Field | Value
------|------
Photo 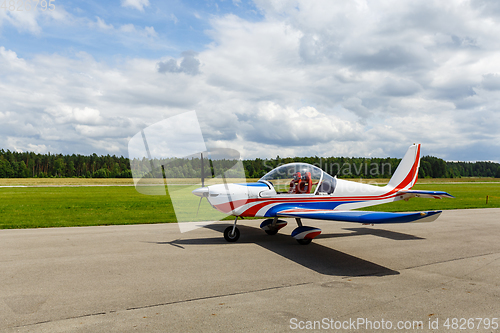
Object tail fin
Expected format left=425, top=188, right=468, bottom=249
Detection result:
left=387, top=144, right=421, bottom=190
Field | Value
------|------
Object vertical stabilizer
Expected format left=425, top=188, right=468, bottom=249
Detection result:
left=387, top=144, right=420, bottom=190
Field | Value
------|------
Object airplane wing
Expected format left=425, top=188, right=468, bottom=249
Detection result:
left=396, top=190, right=455, bottom=199
left=276, top=208, right=442, bottom=224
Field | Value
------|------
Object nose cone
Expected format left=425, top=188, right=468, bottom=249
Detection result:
left=192, top=187, right=209, bottom=197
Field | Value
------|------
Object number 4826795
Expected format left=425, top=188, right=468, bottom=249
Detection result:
left=1, top=0, right=56, bottom=11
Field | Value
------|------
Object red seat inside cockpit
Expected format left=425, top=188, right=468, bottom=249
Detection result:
left=297, top=171, right=312, bottom=194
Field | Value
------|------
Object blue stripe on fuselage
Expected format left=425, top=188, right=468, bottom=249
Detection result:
left=235, top=182, right=268, bottom=187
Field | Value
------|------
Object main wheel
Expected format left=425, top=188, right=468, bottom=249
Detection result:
left=296, top=239, right=312, bottom=245
left=224, top=226, right=240, bottom=242
left=265, top=229, right=278, bottom=235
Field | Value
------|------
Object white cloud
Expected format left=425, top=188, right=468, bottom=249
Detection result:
left=121, top=0, right=150, bottom=11
left=1, top=9, right=41, bottom=35
left=481, top=73, right=500, bottom=91
left=94, top=17, right=114, bottom=30
left=157, top=51, right=200, bottom=75
left=120, top=24, right=136, bottom=33
left=0, top=4, right=72, bottom=35
left=85, top=18, right=159, bottom=48
left=0, top=46, right=30, bottom=72
left=145, top=26, right=157, bottom=37
left=236, top=102, right=362, bottom=147
left=377, top=77, right=422, bottom=97
left=73, top=107, right=103, bottom=125
left=26, top=143, right=49, bottom=154
left=1, top=1, right=500, bottom=161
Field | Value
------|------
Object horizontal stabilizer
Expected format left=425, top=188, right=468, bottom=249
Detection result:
left=277, top=208, right=442, bottom=224
left=396, top=190, right=455, bottom=199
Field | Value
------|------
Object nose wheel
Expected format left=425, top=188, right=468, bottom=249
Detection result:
left=224, top=216, right=240, bottom=242
left=223, top=226, right=240, bottom=242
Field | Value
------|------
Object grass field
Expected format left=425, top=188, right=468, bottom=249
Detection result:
left=0, top=178, right=499, bottom=229
left=364, top=183, right=500, bottom=212
left=0, top=178, right=135, bottom=186
left=0, top=187, right=175, bottom=229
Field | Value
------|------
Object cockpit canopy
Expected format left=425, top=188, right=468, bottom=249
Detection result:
left=259, top=163, right=336, bottom=195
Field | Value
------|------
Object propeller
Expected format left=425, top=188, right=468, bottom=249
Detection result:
left=191, top=148, right=241, bottom=217
left=196, top=196, right=204, bottom=216
left=201, top=152, right=205, bottom=188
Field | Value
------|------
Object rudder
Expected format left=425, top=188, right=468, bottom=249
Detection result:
left=387, top=144, right=420, bottom=190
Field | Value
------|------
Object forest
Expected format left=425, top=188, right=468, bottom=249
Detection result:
left=1, top=149, right=499, bottom=179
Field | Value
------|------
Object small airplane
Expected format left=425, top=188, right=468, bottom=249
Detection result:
left=192, top=144, right=454, bottom=245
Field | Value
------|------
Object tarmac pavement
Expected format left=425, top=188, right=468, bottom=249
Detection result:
left=1, top=208, right=499, bottom=332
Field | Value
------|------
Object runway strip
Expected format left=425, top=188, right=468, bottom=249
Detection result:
left=0, top=184, right=194, bottom=188
left=0, top=185, right=135, bottom=188
left=1, top=208, right=499, bottom=332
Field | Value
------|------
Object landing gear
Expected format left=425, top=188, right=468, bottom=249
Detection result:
left=260, top=217, right=288, bottom=236
left=224, top=226, right=240, bottom=242
left=224, top=216, right=240, bottom=242
left=291, top=218, right=321, bottom=245
left=265, top=229, right=278, bottom=235
left=224, top=216, right=320, bottom=245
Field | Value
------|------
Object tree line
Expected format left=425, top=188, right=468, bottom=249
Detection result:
left=1, top=149, right=499, bottom=179
left=0, top=149, right=131, bottom=178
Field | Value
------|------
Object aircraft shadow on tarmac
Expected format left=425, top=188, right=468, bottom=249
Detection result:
left=319, top=228, right=425, bottom=241
left=152, top=224, right=421, bottom=277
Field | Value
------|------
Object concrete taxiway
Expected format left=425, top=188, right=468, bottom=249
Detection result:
left=1, top=208, right=499, bottom=332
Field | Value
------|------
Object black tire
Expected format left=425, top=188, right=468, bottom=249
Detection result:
left=224, top=226, right=240, bottom=242
left=296, top=239, right=312, bottom=245
left=265, top=229, right=278, bottom=235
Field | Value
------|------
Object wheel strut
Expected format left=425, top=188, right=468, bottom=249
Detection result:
left=231, top=216, right=238, bottom=237
left=223, top=216, right=240, bottom=242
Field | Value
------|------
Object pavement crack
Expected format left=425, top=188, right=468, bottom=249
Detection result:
left=125, top=282, right=313, bottom=310
left=8, top=282, right=314, bottom=330
left=403, top=251, right=500, bottom=270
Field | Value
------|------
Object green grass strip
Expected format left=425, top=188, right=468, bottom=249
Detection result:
left=1, top=183, right=499, bottom=229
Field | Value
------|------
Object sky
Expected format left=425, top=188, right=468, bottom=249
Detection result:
left=0, top=0, right=499, bottom=162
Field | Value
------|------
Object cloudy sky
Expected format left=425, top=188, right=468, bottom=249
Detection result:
left=1, top=0, right=499, bottom=161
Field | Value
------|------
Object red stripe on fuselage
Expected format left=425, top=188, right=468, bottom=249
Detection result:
left=214, top=192, right=401, bottom=216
